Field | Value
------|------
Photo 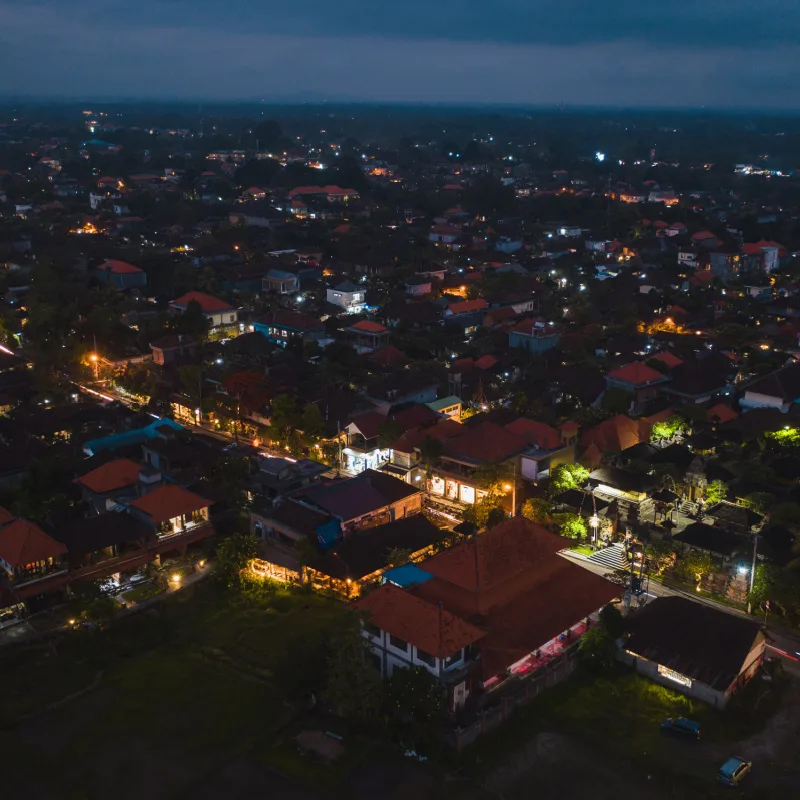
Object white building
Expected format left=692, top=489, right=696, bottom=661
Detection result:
left=326, top=280, right=366, bottom=314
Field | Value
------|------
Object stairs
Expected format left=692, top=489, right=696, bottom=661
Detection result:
left=587, top=543, right=630, bottom=572
left=680, top=501, right=697, bottom=515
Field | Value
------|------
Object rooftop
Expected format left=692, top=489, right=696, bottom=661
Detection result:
left=129, top=485, right=211, bottom=524
left=76, top=458, right=142, bottom=494
left=0, top=519, right=67, bottom=567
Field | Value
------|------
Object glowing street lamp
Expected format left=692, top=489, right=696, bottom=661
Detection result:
left=89, top=352, right=98, bottom=379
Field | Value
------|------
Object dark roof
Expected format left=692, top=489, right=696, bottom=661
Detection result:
left=314, top=515, right=444, bottom=580
left=301, top=470, right=420, bottom=522
left=620, top=442, right=659, bottom=462
left=665, top=356, right=731, bottom=398
left=588, top=466, right=656, bottom=494
left=650, top=443, right=694, bottom=469
left=672, top=522, right=743, bottom=556
left=744, top=362, right=800, bottom=403
left=54, top=512, right=155, bottom=554
left=263, top=498, right=335, bottom=535
left=257, top=309, right=324, bottom=331
left=624, top=596, right=764, bottom=691
left=552, top=489, right=610, bottom=515
left=707, top=501, right=763, bottom=529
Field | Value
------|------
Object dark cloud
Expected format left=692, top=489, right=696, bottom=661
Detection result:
left=0, top=1, right=798, bottom=108
left=18, top=0, right=798, bottom=48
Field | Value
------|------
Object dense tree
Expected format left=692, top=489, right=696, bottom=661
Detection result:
left=216, top=533, right=259, bottom=587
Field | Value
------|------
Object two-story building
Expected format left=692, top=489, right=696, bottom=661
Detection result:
left=508, top=319, right=561, bottom=354
left=604, top=362, right=670, bottom=415
left=326, top=280, right=367, bottom=315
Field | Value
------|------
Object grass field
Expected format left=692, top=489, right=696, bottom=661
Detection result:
left=0, top=581, right=353, bottom=800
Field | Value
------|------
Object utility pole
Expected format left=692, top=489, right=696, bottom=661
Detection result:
left=511, top=461, right=517, bottom=517
left=337, top=420, right=343, bottom=476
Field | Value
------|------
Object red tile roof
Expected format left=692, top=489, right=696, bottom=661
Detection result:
left=0, top=519, right=66, bottom=567
left=474, top=354, right=498, bottom=370
left=580, top=415, right=642, bottom=454
left=349, top=320, right=388, bottom=333
left=607, top=362, right=666, bottom=386
left=171, top=291, right=233, bottom=314
left=504, top=418, right=561, bottom=450
left=649, top=351, right=683, bottom=369
left=423, top=517, right=565, bottom=592
left=706, top=403, right=738, bottom=424
left=353, top=583, right=485, bottom=657
left=0, top=506, right=15, bottom=526
left=477, top=559, right=620, bottom=677
left=392, top=419, right=465, bottom=453
left=369, top=346, right=406, bottom=367
left=692, top=230, right=718, bottom=240
left=442, top=421, right=525, bottom=463
left=98, top=259, right=143, bottom=275
left=447, top=299, right=488, bottom=315
left=347, top=411, right=386, bottom=440
left=76, top=458, right=142, bottom=494
left=129, top=485, right=211, bottom=524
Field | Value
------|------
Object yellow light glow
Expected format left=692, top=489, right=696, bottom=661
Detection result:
left=503, top=483, right=512, bottom=492
left=89, top=353, right=98, bottom=362
left=171, top=573, right=181, bottom=583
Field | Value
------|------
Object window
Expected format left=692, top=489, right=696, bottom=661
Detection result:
left=282, top=330, right=288, bottom=337
left=369, top=652, right=382, bottom=672
left=416, top=649, right=436, bottom=667
left=388, top=634, right=409, bottom=652
left=364, top=622, right=381, bottom=639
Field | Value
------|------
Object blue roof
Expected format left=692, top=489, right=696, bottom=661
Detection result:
left=382, top=563, right=433, bottom=588
left=83, top=417, right=183, bottom=455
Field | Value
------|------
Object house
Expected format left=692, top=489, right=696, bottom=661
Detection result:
left=0, top=515, right=68, bottom=592
left=587, top=466, right=657, bottom=522
left=512, top=419, right=577, bottom=482
left=94, top=259, right=147, bottom=290
left=579, top=415, right=644, bottom=468
left=343, top=411, right=390, bottom=474
left=150, top=334, right=197, bottom=366
left=262, top=268, right=299, bottom=295
left=253, top=310, right=326, bottom=349
left=326, top=280, right=367, bottom=314
left=604, top=362, right=670, bottom=415
left=250, top=498, right=342, bottom=551
left=619, top=596, right=765, bottom=708
left=508, top=319, right=560, bottom=354
left=740, top=362, right=800, bottom=413
left=75, top=457, right=147, bottom=512
left=428, top=421, right=527, bottom=508
left=429, top=224, right=463, bottom=245
left=127, top=484, right=213, bottom=541
left=250, top=457, right=329, bottom=501
left=344, top=320, right=390, bottom=353
left=303, top=514, right=445, bottom=594
left=354, top=517, right=620, bottom=709
left=170, top=292, right=238, bottom=328
left=405, top=275, right=433, bottom=296
left=427, top=396, right=463, bottom=420
left=300, top=469, right=422, bottom=532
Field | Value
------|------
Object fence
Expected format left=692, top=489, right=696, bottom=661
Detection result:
left=449, top=648, right=580, bottom=750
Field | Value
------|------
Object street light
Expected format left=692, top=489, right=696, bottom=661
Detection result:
left=89, top=352, right=98, bottom=379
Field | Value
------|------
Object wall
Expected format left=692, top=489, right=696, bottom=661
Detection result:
left=740, top=391, right=789, bottom=413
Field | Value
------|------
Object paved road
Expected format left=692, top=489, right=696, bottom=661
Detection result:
left=561, top=548, right=800, bottom=674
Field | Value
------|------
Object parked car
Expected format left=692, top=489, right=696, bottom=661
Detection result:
left=718, top=757, right=752, bottom=786
left=661, top=717, right=701, bottom=739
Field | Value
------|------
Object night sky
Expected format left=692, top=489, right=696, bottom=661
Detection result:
left=1, top=0, right=799, bottom=108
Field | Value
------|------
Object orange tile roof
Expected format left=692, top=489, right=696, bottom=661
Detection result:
left=171, top=291, right=233, bottom=314
left=369, top=345, right=406, bottom=367
left=76, top=458, right=142, bottom=494
left=352, top=583, right=485, bottom=657
left=0, top=519, right=66, bottom=567
left=129, top=485, right=211, bottom=524
left=447, top=299, right=488, bottom=315
left=607, top=362, right=667, bottom=386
